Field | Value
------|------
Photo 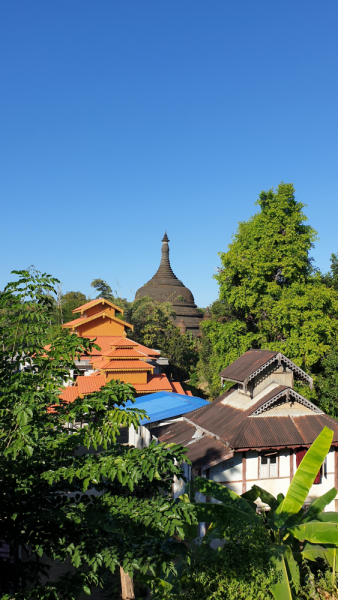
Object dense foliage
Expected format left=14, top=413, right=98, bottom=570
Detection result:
left=152, top=522, right=276, bottom=600
left=198, top=183, right=338, bottom=398
left=0, top=269, right=195, bottom=600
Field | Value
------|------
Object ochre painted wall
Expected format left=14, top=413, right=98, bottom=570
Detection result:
left=105, top=371, right=149, bottom=384
left=86, top=303, right=116, bottom=318
left=78, top=317, right=125, bottom=337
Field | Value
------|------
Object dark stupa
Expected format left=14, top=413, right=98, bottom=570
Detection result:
left=135, top=232, right=203, bottom=337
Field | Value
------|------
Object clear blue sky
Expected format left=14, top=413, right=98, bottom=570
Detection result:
left=1, top=1, right=337, bottom=307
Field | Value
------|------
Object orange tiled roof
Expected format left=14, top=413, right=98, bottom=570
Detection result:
left=63, top=311, right=133, bottom=330
left=76, top=375, right=106, bottom=395
left=136, top=343, right=160, bottom=357
left=59, top=386, right=80, bottom=403
left=99, top=360, right=154, bottom=371
left=110, top=338, right=138, bottom=348
left=62, top=315, right=88, bottom=328
left=72, top=298, right=124, bottom=314
left=85, top=336, right=124, bottom=355
left=133, top=374, right=172, bottom=392
left=171, top=381, right=186, bottom=395
left=105, top=348, right=148, bottom=359
left=186, top=391, right=193, bottom=396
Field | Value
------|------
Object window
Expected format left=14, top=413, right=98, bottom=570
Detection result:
left=260, top=453, right=278, bottom=478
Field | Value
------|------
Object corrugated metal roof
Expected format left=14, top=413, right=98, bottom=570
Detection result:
left=124, top=391, right=208, bottom=425
left=182, top=383, right=338, bottom=450
left=219, top=350, right=278, bottom=381
left=152, top=420, right=230, bottom=469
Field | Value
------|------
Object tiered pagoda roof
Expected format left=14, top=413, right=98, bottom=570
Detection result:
left=135, top=233, right=203, bottom=337
left=58, top=297, right=190, bottom=404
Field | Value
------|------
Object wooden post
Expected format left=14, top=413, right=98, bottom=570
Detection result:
left=290, top=449, right=294, bottom=482
left=242, top=452, right=247, bottom=494
left=120, top=567, right=135, bottom=600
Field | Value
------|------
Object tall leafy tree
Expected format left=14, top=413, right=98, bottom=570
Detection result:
left=0, top=269, right=195, bottom=600
left=198, top=183, right=338, bottom=397
left=91, top=278, right=115, bottom=300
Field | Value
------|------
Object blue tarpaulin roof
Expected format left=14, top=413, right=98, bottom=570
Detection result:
left=123, top=391, right=208, bottom=425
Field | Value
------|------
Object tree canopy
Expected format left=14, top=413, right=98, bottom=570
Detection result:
left=0, top=269, right=195, bottom=600
left=198, top=183, right=338, bottom=398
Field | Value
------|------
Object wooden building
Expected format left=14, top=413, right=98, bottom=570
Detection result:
left=152, top=350, right=338, bottom=511
left=59, top=297, right=190, bottom=403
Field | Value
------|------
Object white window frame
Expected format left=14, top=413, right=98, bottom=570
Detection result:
left=259, top=452, right=279, bottom=479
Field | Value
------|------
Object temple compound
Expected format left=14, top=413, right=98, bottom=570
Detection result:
left=135, top=232, right=202, bottom=337
left=59, top=297, right=190, bottom=404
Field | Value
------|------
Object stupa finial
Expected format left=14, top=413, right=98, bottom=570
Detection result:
left=162, top=231, right=169, bottom=243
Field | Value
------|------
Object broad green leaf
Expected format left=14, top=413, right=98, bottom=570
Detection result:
left=289, top=521, right=338, bottom=545
left=242, top=484, right=279, bottom=511
left=270, top=546, right=293, bottom=600
left=194, top=502, right=258, bottom=530
left=194, top=476, right=256, bottom=515
left=302, top=487, right=337, bottom=523
left=284, top=545, right=300, bottom=594
left=313, top=512, right=338, bottom=524
left=274, top=427, right=333, bottom=528
left=301, top=542, right=338, bottom=569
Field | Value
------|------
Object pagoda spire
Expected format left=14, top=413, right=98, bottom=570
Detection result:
left=152, top=232, right=178, bottom=280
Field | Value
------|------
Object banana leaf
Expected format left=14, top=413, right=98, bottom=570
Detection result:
left=270, top=545, right=295, bottom=600
left=301, top=488, right=337, bottom=523
left=194, top=501, right=258, bottom=529
left=313, top=512, right=338, bottom=524
left=284, top=545, right=300, bottom=594
left=274, top=427, right=333, bottom=528
left=301, top=542, right=338, bottom=570
left=193, top=476, right=257, bottom=515
left=242, top=484, right=280, bottom=512
left=289, top=521, right=338, bottom=545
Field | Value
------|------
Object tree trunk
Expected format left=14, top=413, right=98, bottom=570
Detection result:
left=120, top=566, right=135, bottom=600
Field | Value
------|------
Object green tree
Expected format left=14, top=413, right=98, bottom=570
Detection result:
left=142, top=304, right=198, bottom=381
left=0, top=269, right=195, bottom=600
left=91, top=278, right=131, bottom=317
left=61, top=291, right=87, bottom=324
left=315, top=349, right=338, bottom=418
left=198, top=184, right=338, bottom=398
left=322, top=253, right=338, bottom=291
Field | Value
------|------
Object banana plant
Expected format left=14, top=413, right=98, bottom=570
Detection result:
left=189, top=426, right=338, bottom=600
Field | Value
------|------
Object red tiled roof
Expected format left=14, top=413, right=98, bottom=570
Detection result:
left=99, top=360, right=154, bottom=371
left=76, top=375, right=106, bottom=395
left=171, top=381, right=186, bottom=395
left=105, top=348, right=148, bottom=359
left=133, top=374, right=172, bottom=392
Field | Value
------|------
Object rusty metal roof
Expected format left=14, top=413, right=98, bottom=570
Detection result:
left=219, top=350, right=278, bottom=382
left=181, top=384, right=338, bottom=451
left=150, top=421, right=231, bottom=469
left=219, top=349, right=312, bottom=388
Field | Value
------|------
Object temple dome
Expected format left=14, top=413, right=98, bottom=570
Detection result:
left=135, top=233, right=202, bottom=336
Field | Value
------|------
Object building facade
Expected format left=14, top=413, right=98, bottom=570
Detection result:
left=152, top=350, right=338, bottom=511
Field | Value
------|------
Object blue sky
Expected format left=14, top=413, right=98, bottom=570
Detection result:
left=1, top=1, right=337, bottom=307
